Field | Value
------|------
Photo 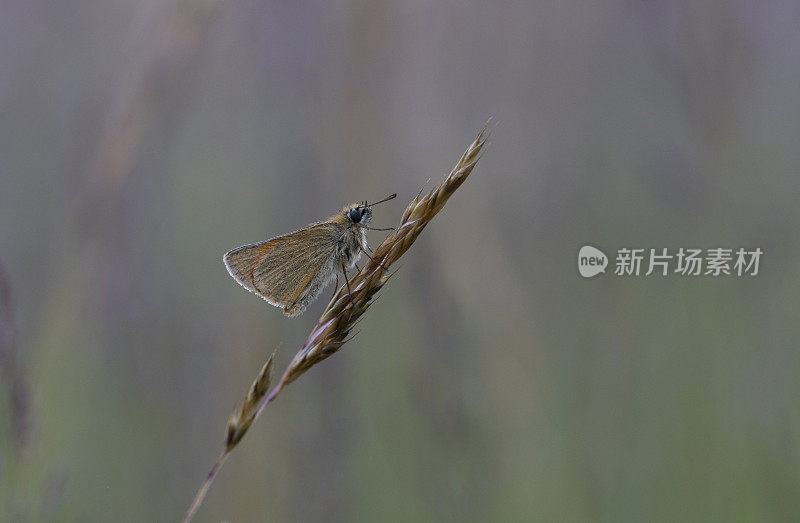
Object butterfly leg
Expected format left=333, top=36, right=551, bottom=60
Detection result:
left=359, top=238, right=387, bottom=271
left=362, top=249, right=389, bottom=271
left=330, top=273, right=339, bottom=303
left=341, top=259, right=357, bottom=309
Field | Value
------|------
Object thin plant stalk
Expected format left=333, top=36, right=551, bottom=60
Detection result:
left=183, top=121, right=490, bottom=522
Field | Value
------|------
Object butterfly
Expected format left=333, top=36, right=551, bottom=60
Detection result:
left=223, top=194, right=396, bottom=316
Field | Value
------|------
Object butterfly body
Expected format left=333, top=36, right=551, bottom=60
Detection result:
left=224, top=202, right=377, bottom=317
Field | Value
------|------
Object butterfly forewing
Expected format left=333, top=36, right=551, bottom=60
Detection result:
left=223, top=224, right=340, bottom=311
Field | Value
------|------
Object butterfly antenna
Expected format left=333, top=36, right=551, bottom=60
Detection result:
left=365, top=193, right=397, bottom=207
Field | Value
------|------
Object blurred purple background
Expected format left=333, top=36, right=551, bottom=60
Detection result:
left=1, top=1, right=799, bottom=520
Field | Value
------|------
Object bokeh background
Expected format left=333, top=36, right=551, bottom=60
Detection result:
left=2, top=1, right=800, bottom=521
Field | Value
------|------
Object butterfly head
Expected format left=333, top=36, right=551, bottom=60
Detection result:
left=344, top=202, right=372, bottom=226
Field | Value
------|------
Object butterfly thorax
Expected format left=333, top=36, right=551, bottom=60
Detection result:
left=329, top=204, right=371, bottom=267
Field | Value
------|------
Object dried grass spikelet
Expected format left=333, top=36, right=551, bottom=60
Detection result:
left=183, top=121, right=491, bottom=522
left=225, top=351, right=275, bottom=449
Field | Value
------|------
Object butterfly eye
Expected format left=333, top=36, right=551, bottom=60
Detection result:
left=349, top=208, right=362, bottom=222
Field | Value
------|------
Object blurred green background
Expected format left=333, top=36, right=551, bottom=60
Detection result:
left=2, top=1, right=800, bottom=521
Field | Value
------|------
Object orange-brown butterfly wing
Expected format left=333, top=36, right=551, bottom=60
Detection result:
left=223, top=223, right=339, bottom=309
